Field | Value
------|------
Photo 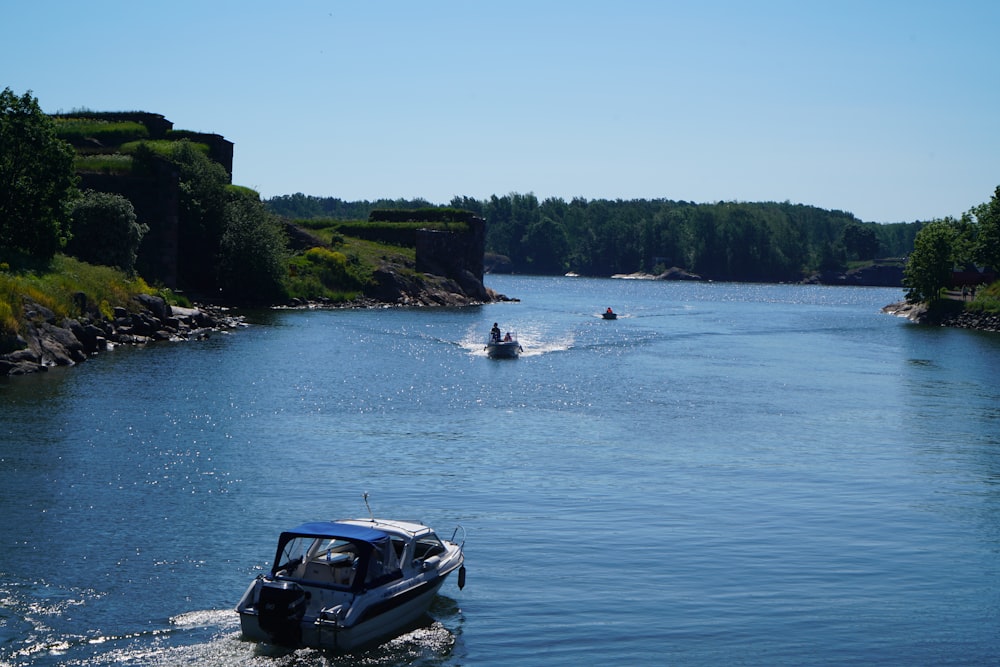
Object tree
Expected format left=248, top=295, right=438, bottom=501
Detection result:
left=904, top=220, right=956, bottom=302
left=972, top=185, right=1000, bottom=270
left=217, top=191, right=288, bottom=303
left=841, top=222, right=880, bottom=261
left=66, top=190, right=148, bottom=273
left=0, top=88, right=78, bottom=259
left=522, top=217, right=568, bottom=274
left=172, top=140, right=229, bottom=290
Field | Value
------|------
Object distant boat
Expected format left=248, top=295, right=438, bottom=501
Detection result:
left=602, top=308, right=618, bottom=320
left=485, top=331, right=522, bottom=358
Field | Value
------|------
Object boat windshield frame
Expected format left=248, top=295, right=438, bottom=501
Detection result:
left=270, top=521, right=401, bottom=592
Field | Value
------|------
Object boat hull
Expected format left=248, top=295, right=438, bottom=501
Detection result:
left=238, top=577, right=447, bottom=652
left=485, top=341, right=521, bottom=358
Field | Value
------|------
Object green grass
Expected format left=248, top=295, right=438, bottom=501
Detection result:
left=967, top=281, right=1000, bottom=314
left=74, top=153, right=134, bottom=175
left=283, top=228, right=418, bottom=302
left=120, top=139, right=209, bottom=159
left=0, top=255, right=159, bottom=346
left=54, top=118, right=150, bottom=145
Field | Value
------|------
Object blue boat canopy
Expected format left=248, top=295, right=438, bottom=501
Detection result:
left=282, top=521, right=389, bottom=545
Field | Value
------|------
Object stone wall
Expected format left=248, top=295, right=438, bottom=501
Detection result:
left=80, top=157, right=181, bottom=287
left=65, top=112, right=233, bottom=289
left=415, top=216, right=487, bottom=298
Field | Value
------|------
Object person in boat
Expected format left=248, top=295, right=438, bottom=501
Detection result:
left=503, top=332, right=512, bottom=342
left=490, top=323, right=501, bottom=342
left=606, top=307, right=614, bottom=315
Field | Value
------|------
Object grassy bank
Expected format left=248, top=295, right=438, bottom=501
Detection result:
left=967, top=281, right=1000, bottom=314
left=0, top=255, right=168, bottom=349
left=285, top=221, right=419, bottom=302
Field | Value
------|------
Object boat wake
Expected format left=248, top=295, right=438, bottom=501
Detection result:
left=517, top=334, right=573, bottom=356
left=92, top=616, right=458, bottom=667
left=460, top=329, right=574, bottom=357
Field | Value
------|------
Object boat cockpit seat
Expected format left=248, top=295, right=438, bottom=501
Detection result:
left=303, top=559, right=354, bottom=587
left=304, top=561, right=335, bottom=584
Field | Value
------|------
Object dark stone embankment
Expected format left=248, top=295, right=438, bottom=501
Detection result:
left=0, top=294, right=244, bottom=377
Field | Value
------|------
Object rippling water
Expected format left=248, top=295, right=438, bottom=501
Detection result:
left=1, top=276, right=999, bottom=666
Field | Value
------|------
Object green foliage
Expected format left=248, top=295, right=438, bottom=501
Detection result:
left=120, top=139, right=210, bottom=160
left=477, top=195, right=907, bottom=280
left=903, top=220, right=957, bottom=302
left=898, top=185, right=1000, bottom=304
left=171, top=140, right=230, bottom=290
left=66, top=190, right=149, bottom=273
left=269, top=193, right=928, bottom=281
left=841, top=222, right=880, bottom=261
left=74, top=153, right=134, bottom=175
left=971, top=186, right=1000, bottom=270
left=216, top=192, right=289, bottom=304
left=368, top=207, right=477, bottom=224
left=522, top=217, right=569, bottom=273
left=0, top=88, right=79, bottom=260
left=0, top=254, right=154, bottom=342
left=266, top=193, right=433, bottom=220
left=53, top=118, right=149, bottom=146
left=967, top=281, right=1000, bottom=314
left=226, top=184, right=260, bottom=199
left=286, top=244, right=368, bottom=302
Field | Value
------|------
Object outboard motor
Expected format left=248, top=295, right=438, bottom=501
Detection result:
left=257, top=580, right=308, bottom=646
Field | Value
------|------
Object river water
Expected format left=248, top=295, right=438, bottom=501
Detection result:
left=1, top=276, right=999, bottom=666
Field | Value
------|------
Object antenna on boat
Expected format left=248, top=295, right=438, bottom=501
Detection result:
left=362, top=491, right=374, bottom=521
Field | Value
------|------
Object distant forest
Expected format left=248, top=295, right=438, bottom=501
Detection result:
left=266, top=193, right=924, bottom=282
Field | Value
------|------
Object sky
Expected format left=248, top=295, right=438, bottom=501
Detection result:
left=5, top=1, right=1000, bottom=223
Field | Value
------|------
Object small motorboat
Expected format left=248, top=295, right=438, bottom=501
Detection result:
left=485, top=331, right=522, bottom=358
left=237, top=509, right=466, bottom=652
left=602, top=308, right=618, bottom=320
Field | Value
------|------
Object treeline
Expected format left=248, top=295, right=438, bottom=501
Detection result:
left=269, top=193, right=924, bottom=281
left=267, top=193, right=436, bottom=221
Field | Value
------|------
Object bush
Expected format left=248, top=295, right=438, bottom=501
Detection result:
left=217, top=192, right=289, bottom=303
left=67, top=190, right=148, bottom=273
left=967, top=282, right=1000, bottom=314
left=286, top=246, right=366, bottom=302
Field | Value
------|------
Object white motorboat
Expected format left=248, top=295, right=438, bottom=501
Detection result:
left=237, top=514, right=466, bottom=651
left=485, top=331, right=522, bottom=358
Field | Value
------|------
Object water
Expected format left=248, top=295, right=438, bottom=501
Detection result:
left=1, top=276, right=999, bottom=666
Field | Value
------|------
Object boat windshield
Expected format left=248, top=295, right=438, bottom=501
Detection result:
left=364, top=537, right=402, bottom=586
left=273, top=533, right=403, bottom=589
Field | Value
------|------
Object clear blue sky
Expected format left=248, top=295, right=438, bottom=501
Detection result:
left=6, top=1, right=999, bottom=223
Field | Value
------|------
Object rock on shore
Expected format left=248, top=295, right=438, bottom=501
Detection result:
left=0, top=294, right=244, bottom=376
left=882, top=300, right=1000, bottom=332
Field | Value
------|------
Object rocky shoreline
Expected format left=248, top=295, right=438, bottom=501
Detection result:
left=1, top=270, right=518, bottom=376
left=0, top=294, right=245, bottom=376
left=882, top=300, right=1000, bottom=332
